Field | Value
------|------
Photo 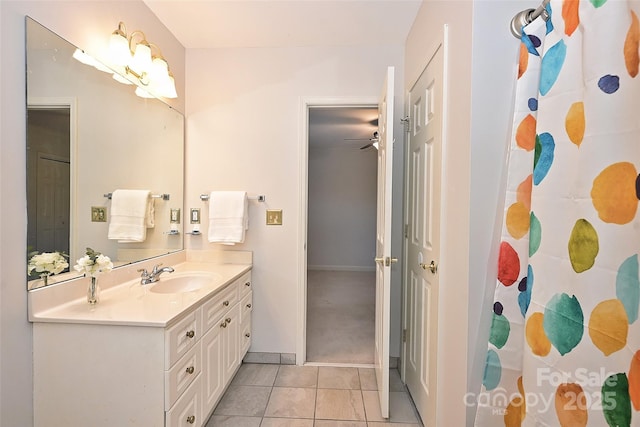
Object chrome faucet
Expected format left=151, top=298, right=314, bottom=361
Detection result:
left=138, top=263, right=175, bottom=285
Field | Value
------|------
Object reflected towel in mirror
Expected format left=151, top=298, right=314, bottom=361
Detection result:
left=108, top=189, right=154, bottom=242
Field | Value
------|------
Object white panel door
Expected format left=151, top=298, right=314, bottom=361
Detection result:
left=404, top=45, right=444, bottom=426
left=374, top=66, right=395, bottom=419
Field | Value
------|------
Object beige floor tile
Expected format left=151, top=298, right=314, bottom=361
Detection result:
left=358, top=368, right=377, bottom=391
left=389, top=369, right=406, bottom=392
left=318, top=367, right=361, bottom=389
left=213, top=385, right=271, bottom=417
left=205, top=415, right=262, bottom=427
left=361, top=391, right=420, bottom=424
left=366, top=423, right=422, bottom=427
left=315, top=389, right=366, bottom=421
left=264, top=387, right=317, bottom=419
left=232, top=363, right=280, bottom=386
left=260, top=417, right=314, bottom=427
left=314, top=421, right=367, bottom=427
left=274, top=365, right=318, bottom=388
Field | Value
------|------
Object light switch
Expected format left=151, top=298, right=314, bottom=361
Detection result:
left=266, top=210, right=283, bottom=225
left=91, top=207, right=107, bottom=222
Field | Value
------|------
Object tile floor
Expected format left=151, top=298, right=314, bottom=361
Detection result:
left=205, top=363, right=424, bottom=427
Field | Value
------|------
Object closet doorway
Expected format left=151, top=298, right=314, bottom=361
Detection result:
left=305, top=105, right=379, bottom=365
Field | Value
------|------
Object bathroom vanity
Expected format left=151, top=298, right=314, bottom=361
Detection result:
left=29, top=251, right=252, bottom=427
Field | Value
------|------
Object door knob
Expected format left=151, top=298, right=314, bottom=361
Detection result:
left=420, top=261, right=438, bottom=274
left=375, top=256, right=398, bottom=267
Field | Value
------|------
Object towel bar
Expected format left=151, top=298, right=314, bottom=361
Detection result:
left=104, top=192, right=170, bottom=201
left=200, top=193, right=265, bottom=202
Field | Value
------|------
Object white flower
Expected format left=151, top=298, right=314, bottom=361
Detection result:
left=28, top=252, right=69, bottom=277
left=73, top=248, right=113, bottom=277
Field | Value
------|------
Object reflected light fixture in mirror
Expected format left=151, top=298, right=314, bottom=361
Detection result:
left=108, top=21, right=177, bottom=99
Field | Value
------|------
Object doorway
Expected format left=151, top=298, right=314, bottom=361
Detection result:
left=26, top=107, right=71, bottom=268
left=304, top=103, right=379, bottom=365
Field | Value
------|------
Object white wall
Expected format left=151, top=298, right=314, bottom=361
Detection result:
left=468, top=1, right=529, bottom=424
left=185, top=45, right=405, bottom=356
left=0, top=2, right=184, bottom=425
left=404, top=1, right=472, bottom=426
left=307, top=145, right=377, bottom=270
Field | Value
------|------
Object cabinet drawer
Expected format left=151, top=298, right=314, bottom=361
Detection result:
left=165, top=341, right=202, bottom=409
left=166, top=376, right=202, bottom=427
left=166, top=309, right=202, bottom=368
left=240, top=291, right=252, bottom=324
left=239, top=272, right=252, bottom=298
left=202, top=283, right=237, bottom=331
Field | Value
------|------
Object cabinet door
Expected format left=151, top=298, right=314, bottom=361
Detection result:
left=222, top=305, right=240, bottom=381
left=202, top=320, right=225, bottom=413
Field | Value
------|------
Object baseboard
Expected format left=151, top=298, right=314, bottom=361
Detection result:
left=243, top=352, right=296, bottom=365
left=243, top=352, right=398, bottom=368
left=307, top=265, right=376, bottom=272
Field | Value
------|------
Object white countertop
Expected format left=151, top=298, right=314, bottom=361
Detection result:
left=29, top=261, right=251, bottom=328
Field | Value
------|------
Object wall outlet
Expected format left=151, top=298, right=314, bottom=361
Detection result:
left=266, top=210, right=283, bottom=225
left=170, top=208, right=181, bottom=224
left=91, top=207, right=107, bottom=222
left=190, top=208, right=201, bottom=224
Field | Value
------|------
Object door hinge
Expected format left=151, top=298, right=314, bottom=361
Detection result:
left=400, top=116, right=410, bottom=131
left=404, top=224, right=408, bottom=238
left=402, top=328, right=407, bottom=343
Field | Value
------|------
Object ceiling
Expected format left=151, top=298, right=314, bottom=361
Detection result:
left=143, top=1, right=420, bottom=149
left=143, top=0, right=422, bottom=49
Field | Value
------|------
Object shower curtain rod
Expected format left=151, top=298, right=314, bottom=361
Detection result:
left=510, top=0, right=551, bottom=39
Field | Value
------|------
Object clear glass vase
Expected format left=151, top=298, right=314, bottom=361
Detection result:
left=87, top=275, right=100, bottom=305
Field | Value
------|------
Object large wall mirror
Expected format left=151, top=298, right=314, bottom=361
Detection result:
left=26, top=17, right=184, bottom=290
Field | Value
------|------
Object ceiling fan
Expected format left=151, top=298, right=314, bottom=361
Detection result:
left=344, top=131, right=379, bottom=150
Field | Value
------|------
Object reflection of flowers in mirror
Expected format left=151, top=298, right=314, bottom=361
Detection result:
left=74, top=247, right=113, bottom=278
left=27, top=252, right=69, bottom=285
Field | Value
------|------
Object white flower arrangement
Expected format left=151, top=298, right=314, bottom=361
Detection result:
left=27, top=251, right=69, bottom=279
left=73, top=247, right=113, bottom=277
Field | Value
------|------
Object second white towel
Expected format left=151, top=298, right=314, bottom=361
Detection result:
left=208, top=191, right=248, bottom=244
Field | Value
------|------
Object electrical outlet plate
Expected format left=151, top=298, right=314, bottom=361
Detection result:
left=170, top=208, right=181, bottom=224
left=266, top=210, right=283, bottom=225
left=91, top=207, right=107, bottom=222
left=190, top=208, right=201, bottom=224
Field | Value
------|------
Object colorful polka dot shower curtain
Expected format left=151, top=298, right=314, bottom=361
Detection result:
left=474, top=1, right=640, bottom=426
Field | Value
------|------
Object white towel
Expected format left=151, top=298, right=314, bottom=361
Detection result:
left=207, top=191, right=248, bottom=244
left=108, top=189, right=153, bottom=242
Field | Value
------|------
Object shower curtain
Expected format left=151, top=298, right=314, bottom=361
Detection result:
left=475, top=1, right=640, bottom=426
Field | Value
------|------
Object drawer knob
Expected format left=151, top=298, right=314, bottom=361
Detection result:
left=186, top=330, right=195, bottom=339
left=245, top=281, right=251, bottom=287
left=220, top=321, right=227, bottom=328
left=245, top=333, right=251, bottom=338
left=187, top=415, right=196, bottom=424
left=246, top=303, right=252, bottom=309
left=225, top=317, right=232, bottom=324
left=186, top=366, right=195, bottom=374
left=223, top=300, right=230, bottom=307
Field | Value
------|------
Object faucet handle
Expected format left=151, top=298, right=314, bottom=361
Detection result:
left=137, top=268, right=149, bottom=277
left=151, top=263, right=163, bottom=273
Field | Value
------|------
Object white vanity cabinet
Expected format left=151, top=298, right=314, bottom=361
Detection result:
left=32, top=269, right=252, bottom=427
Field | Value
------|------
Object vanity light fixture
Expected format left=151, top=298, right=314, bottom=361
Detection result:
left=108, top=21, right=178, bottom=99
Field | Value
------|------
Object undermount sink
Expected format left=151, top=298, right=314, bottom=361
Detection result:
left=149, top=272, right=220, bottom=294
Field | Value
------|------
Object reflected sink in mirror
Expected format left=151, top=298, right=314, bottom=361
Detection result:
left=149, top=273, right=221, bottom=294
